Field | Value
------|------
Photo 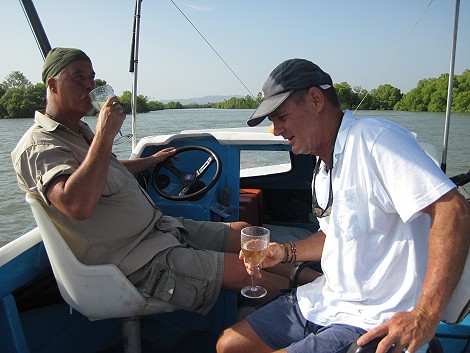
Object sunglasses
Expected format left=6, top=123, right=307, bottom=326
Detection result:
left=311, top=155, right=333, bottom=218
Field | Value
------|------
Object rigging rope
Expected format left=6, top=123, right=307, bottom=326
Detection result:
left=354, top=0, right=434, bottom=112
left=170, top=0, right=255, bottom=98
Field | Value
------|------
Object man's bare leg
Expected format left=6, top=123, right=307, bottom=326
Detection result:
left=216, top=318, right=285, bottom=353
left=222, top=253, right=288, bottom=302
left=223, top=222, right=321, bottom=290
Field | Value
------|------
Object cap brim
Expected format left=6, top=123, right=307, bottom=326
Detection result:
left=247, top=91, right=293, bottom=127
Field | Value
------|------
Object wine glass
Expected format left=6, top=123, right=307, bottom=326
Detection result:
left=89, top=84, right=132, bottom=144
left=241, top=226, right=270, bottom=299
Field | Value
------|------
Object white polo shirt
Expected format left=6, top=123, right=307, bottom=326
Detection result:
left=297, top=110, right=455, bottom=330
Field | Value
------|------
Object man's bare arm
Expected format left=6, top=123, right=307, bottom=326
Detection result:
left=358, top=188, right=470, bottom=353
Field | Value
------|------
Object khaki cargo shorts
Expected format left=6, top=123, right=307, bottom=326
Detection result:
left=128, top=218, right=230, bottom=314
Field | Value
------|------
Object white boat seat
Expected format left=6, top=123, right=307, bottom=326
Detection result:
left=25, top=193, right=177, bottom=353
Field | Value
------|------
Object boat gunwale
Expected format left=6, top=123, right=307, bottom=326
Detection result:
left=0, top=227, right=42, bottom=266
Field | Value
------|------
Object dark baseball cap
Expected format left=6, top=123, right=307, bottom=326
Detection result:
left=247, top=58, right=333, bottom=127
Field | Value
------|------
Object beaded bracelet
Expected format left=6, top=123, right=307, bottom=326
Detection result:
left=289, top=241, right=297, bottom=263
left=281, top=242, right=297, bottom=263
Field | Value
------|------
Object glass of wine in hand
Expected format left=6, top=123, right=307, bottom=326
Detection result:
left=89, top=84, right=132, bottom=144
left=241, top=226, right=270, bottom=299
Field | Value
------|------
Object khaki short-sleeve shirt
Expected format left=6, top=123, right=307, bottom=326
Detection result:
left=12, top=111, right=180, bottom=275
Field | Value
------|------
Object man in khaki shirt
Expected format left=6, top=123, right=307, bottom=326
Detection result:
left=12, top=47, right=292, bottom=314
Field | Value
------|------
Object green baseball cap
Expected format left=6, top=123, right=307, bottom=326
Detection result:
left=42, top=47, right=91, bottom=83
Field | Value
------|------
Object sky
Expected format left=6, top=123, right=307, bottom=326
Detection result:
left=1, top=0, right=469, bottom=101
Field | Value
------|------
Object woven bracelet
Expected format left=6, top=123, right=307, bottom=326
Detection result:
left=289, top=241, right=297, bottom=263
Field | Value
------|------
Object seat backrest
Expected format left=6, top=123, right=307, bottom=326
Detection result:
left=441, top=247, right=470, bottom=324
left=26, top=193, right=149, bottom=321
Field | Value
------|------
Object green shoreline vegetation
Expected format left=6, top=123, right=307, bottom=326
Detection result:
left=1, top=70, right=469, bottom=119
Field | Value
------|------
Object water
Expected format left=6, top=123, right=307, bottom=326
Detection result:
left=1, top=109, right=469, bottom=247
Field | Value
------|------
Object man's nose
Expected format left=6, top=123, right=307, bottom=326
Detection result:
left=85, top=77, right=96, bottom=91
left=272, top=123, right=283, bottom=136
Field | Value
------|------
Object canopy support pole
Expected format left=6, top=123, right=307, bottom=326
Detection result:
left=130, top=0, right=143, bottom=150
left=441, top=0, right=460, bottom=173
left=19, top=0, right=51, bottom=60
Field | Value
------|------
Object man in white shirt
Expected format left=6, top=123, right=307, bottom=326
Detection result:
left=216, top=58, right=470, bottom=353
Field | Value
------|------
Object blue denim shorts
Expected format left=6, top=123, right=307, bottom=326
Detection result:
left=246, top=289, right=366, bottom=353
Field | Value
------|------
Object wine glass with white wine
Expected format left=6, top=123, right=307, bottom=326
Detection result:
left=89, top=84, right=132, bottom=144
left=240, top=226, right=270, bottom=299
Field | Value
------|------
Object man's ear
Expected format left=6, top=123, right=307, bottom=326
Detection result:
left=308, top=86, right=324, bottom=110
left=47, top=77, right=58, bottom=93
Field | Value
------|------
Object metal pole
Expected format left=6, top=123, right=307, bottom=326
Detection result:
left=131, top=0, right=143, bottom=150
left=122, top=317, right=141, bottom=353
left=441, top=0, right=460, bottom=173
left=19, top=0, right=52, bottom=60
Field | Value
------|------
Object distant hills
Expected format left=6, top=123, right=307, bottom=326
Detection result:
left=159, top=95, right=244, bottom=105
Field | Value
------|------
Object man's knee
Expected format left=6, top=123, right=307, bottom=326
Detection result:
left=216, top=327, right=235, bottom=353
left=226, top=221, right=250, bottom=253
left=231, top=221, right=250, bottom=231
left=216, top=320, right=270, bottom=353
left=216, top=326, right=250, bottom=353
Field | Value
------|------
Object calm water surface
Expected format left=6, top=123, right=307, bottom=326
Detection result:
left=1, top=109, right=469, bottom=246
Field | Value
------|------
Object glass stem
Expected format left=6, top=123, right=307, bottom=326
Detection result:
left=251, top=265, right=258, bottom=290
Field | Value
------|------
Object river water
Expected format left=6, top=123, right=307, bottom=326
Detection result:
left=1, top=109, right=469, bottom=247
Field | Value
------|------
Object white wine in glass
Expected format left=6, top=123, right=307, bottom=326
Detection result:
left=89, top=84, right=132, bottom=144
left=241, top=226, right=270, bottom=299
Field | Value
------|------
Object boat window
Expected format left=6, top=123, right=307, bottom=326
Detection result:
left=240, top=150, right=291, bottom=177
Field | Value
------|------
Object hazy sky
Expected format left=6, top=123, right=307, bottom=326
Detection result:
left=2, top=0, right=469, bottom=101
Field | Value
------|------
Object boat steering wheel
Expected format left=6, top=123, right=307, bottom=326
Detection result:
left=152, top=145, right=222, bottom=201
